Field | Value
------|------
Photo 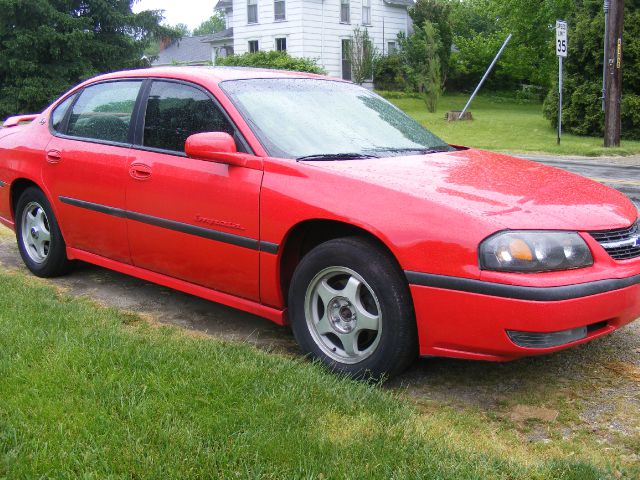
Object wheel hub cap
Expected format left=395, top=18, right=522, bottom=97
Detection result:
left=328, top=296, right=357, bottom=333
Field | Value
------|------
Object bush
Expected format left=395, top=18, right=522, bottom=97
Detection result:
left=373, top=54, right=407, bottom=91
left=543, top=79, right=640, bottom=140
left=215, top=51, right=325, bottom=74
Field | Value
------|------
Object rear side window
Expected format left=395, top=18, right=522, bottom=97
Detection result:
left=142, top=81, right=234, bottom=153
left=51, top=94, right=76, bottom=132
left=67, top=81, right=142, bottom=143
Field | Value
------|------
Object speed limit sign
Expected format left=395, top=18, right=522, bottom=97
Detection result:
left=556, top=20, right=567, bottom=57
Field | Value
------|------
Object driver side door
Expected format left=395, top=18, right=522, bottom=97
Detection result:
left=125, top=79, right=262, bottom=301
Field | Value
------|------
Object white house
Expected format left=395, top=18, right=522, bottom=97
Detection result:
left=204, top=0, right=413, bottom=80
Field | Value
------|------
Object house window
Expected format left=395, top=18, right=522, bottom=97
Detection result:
left=340, top=0, right=350, bottom=23
left=341, top=39, right=352, bottom=80
left=362, top=0, right=371, bottom=25
left=387, top=41, right=397, bottom=54
left=248, top=40, right=259, bottom=53
left=274, top=0, right=285, bottom=20
left=276, top=37, right=287, bottom=51
left=248, top=0, right=258, bottom=24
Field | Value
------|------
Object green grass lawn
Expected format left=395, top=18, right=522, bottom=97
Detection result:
left=383, top=92, right=640, bottom=157
left=0, top=268, right=633, bottom=479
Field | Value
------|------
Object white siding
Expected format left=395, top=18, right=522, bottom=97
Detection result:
left=300, top=0, right=408, bottom=78
left=230, top=0, right=409, bottom=79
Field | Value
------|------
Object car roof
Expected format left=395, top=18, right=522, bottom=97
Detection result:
left=85, top=66, right=336, bottom=86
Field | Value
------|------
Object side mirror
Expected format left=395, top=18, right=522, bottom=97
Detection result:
left=185, top=132, right=247, bottom=167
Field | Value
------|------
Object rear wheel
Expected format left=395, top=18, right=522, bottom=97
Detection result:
left=15, top=187, right=71, bottom=277
left=289, top=237, right=418, bottom=380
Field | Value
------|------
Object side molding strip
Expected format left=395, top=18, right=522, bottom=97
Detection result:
left=405, top=270, right=640, bottom=302
left=59, top=196, right=279, bottom=253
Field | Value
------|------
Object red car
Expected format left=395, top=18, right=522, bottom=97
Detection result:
left=1, top=67, right=638, bottom=379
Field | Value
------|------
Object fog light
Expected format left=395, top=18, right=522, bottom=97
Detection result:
left=507, top=326, right=587, bottom=348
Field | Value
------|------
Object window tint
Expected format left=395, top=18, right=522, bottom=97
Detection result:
left=143, top=81, right=234, bottom=153
left=67, top=81, right=141, bottom=143
left=51, top=94, right=76, bottom=132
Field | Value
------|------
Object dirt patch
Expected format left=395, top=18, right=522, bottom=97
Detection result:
left=509, top=405, right=559, bottom=423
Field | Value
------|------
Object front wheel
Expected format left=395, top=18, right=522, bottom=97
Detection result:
left=288, top=237, right=418, bottom=380
left=15, top=187, right=71, bottom=277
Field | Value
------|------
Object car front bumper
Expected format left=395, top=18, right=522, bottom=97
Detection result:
left=407, top=271, right=640, bottom=361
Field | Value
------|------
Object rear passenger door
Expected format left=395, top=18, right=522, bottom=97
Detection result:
left=126, top=80, right=262, bottom=301
left=44, top=80, right=142, bottom=263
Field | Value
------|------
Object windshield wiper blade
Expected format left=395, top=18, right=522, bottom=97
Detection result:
left=296, top=153, right=378, bottom=161
left=374, top=147, right=451, bottom=155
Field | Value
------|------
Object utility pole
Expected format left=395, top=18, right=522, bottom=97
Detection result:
left=604, top=0, right=624, bottom=147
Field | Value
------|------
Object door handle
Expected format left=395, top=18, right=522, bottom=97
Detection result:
left=129, top=163, right=152, bottom=180
left=46, top=150, right=62, bottom=164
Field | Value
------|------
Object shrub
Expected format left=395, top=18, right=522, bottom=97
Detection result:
left=374, top=55, right=406, bottom=91
left=216, top=51, right=325, bottom=74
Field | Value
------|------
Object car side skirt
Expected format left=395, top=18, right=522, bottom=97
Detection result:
left=67, top=247, right=287, bottom=326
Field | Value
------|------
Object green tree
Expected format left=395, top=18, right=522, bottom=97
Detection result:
left=399, top=21, right=442, bottom=112
left=409, top=0, right=452, bottom=83
left=0, top=0, right=174, bottom=119
left=542, top=0, right=640, bottom=139
left=347, top=26, right=377, bottom=85
left=193, top=11, right=226, bottom=36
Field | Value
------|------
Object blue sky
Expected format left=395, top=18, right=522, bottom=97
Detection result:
left=132, top=0, right=215, bottom=30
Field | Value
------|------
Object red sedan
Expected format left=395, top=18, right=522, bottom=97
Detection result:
left=1, top=67, right=638, bottom=379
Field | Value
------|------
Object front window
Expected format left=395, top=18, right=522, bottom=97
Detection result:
left=274, top=0, right=285, bottom=20
left=340, top=0, right=350, bottom=23
left=142, top=81, right=233, bottom=153
left=362, top=0, right=371, bottom=25
left=220, top=79, right=451, bottom=159
left=276, top=37, right=287, bottom=51
left=248, top=0, right=258, bottom=23
left=248, top=40, right=259, bottom=53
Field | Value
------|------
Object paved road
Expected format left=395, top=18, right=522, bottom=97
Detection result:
left=515, top=154, right=640, bottom=207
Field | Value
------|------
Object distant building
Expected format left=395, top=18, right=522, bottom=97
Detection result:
left=202, top=0, right=413, bottom=79
left=152, top=35, right=217, bottom=66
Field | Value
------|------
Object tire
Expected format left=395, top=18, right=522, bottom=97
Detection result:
left=15, top=187, right=72, bottom=278
left=288, top=236, right=418, bottom=380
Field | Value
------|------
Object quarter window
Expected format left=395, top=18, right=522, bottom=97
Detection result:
left=362, top=0, right=371, bottom=25
left=142, top=81, right=234, bottom=153
left=248, top=0, right=258, bottom=23
left=276, top=37, right=287, bottom=51
left=340, top=0, right=350, bottom=23
left=248, top=40, right=259, bottom=53
left=274, top=0, right=285, bottom=20
left=51, top=94, right=76, bottom=133
left=67, top=81, right=141, bottom=143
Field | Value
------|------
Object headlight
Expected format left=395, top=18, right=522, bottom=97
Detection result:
left=479, top=231, right=593, bottom=272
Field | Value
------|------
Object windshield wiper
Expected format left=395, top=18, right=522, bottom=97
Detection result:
left=296, top=153, right=379, bottom=161
left=373, top=147, right=451, bottom=155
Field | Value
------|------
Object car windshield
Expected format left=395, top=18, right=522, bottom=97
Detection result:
left=220, top=78, right=453, bottom=160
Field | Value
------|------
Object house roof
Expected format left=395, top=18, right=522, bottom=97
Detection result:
left=383, top=0, right=414, bottom=7
left=152, top=36, right=212, bottom=66
left=201, top=28, right=234, bottom=44
left=215, top=0, right=233, bottom=10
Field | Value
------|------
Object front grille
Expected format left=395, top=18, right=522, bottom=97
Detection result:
left=589, top=221, right=640, bottom=260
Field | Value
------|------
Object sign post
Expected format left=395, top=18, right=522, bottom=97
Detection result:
left=556, top=20, right=567, bottom=145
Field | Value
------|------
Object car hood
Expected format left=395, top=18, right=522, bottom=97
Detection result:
left=305, top=148, right=637, bottom=231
